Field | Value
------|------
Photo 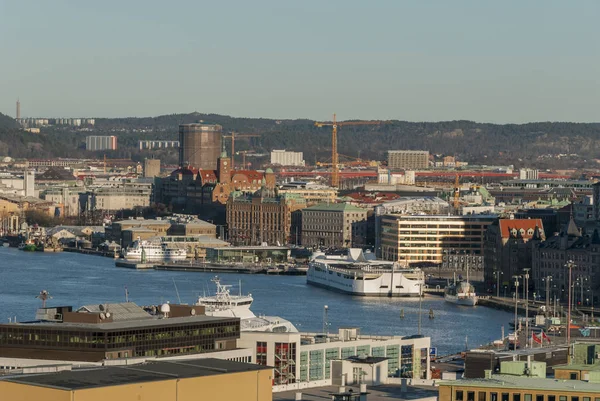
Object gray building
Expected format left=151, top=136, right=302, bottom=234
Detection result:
left=143, top=158, right=161, bottom=178
left=301, top=203, right=368, bottom=248
left=179, top=123, right=222, bottom=170
left=387, top=150, right=429, bottom=170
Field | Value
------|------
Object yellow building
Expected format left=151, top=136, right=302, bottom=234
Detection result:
left=0, top=358, right=272, bottom=401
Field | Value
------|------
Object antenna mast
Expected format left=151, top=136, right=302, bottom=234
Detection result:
left=173, top=278, right=182, bottom=304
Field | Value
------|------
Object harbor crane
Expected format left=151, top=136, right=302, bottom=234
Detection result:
left=223, top=132, right=261, bottom=170
left=315, top=114, right=385, bottom=187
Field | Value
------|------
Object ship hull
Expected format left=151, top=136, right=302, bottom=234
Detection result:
left=444, top=294, right=478, bottom=306
left=307, top=264, right=421, bottom=297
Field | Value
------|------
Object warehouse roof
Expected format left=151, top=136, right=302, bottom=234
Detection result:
left=3, top=359, right=270, bottom=390
left=440, top=374, right=600, bottom=392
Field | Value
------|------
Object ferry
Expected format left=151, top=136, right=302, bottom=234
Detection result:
left=444, top=281, right=478, bottom=306
left=307, top=249, right=424, bottom=297
left=123, top=238, right=187, bottom=262
left=196, top=277, right=298, bottom=333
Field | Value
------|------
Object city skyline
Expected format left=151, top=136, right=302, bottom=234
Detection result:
left=1, top=1, right=599, bottom=123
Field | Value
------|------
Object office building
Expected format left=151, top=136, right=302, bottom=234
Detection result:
left=379, top=214, right=495, bottom=265
left=81, top=182, right=152, bottom=212
left=144, top=158, right=161, bottom=178
left=270, top=149, right=305, bottom=166
left=301, top=203, right=368, bottom=248
left=178, top=123, right=222, bottom=170
left=238, top=327, right=432, bottom=385
left=278, top=181, right=337, bottom=206
left=387, top=150, right=429, bottom=170
left=483, top=218, right=545, bottom=292
left=0, top=302, right=239, bottom=362
left=593, top=182, right=600, bottom=222
left=85, top=135, right=117, bottom=151
left=226, top=188, right=306, bottom=246
left=0, top=358, right=272, bottom=401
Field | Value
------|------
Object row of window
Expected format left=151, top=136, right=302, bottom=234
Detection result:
left=455, top=391, right=598, bottom=401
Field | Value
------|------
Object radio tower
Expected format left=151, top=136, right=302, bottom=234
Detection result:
left=16, top=98, right=21, bottom=119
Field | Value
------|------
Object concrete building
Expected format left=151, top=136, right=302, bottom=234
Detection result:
left=0, top=358, right=272, bottom=401
left=0, top=170, right=35, bottom=197
left=278, top=181, right=337, bottom=206
left=483, top=218, right=545, bottom=293
left=301, top=203, right=368, bottom=248
left=144, top=158, right=161, bottom=178
left=379, top=214, right=495, bottom=266
left=574, top=195, right=595, bottom=229
left=593, top=182, right=600, bottom=222
left=81, top=182, right=152, bottom=213
left=519, top=168, right=539, bottom=180
left=532, top=218, right=600, bottom=303
left=226, top=188, right=306, bottom=246
left=178, top=123, right=222, bottom=170
left=387, top=150, right=429, bottom=170
left=270, top=149, right=305, bottom=166
left=85, top=136, right=117, bottom=151
left=41, top=187, right=84, bottom=217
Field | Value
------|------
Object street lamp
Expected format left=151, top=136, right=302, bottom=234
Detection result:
left=523, top=269, right=530, bottom=345
left=513, top=275, right=521, bottom=336
left=493, top=270, right=503, bottom=298
left=323, top=305, right=329, bottom=335
left=565, top=260, right=575, bottom=360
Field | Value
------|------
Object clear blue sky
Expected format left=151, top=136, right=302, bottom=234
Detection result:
left=1, top=0, right=599, bottom=123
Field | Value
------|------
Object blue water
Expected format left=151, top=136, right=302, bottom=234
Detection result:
left=0, top=247, right=514, bottom=355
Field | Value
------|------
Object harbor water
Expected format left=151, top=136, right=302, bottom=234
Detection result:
left=0, top=247, right=514, bottom=356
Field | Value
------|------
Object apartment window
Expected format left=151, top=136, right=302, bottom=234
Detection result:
left=514, top=394, right=521, bottom=401
left=536, top=396, right=544, bottom=401
left=559, top=397, right=567, bottom=401
left=502, top=394, right=509, bottom=401
left=525, top=395, right=532, bottom=401
left=491, top=393, right=498, bottom=401
left=572, top=397, right=579, bottom=401
left=548, top=396, right=555, bottom=401
left=479, top=392, right=487, bottom=401
left=583, top=398, right=590, bottom=401
left=468, top=392, right=475, bottom=401
left=456, top=391, right=464, bottom=401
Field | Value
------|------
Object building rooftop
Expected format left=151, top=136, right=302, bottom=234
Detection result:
left=2, top=358, right=269, bottom=391
left=498, top=219, right=544, bottom=240
left=441, top=374, right=600, bottom=392
left=304, top=202, right=366, bottom=212
left=553, top=363, right=600, bottom=372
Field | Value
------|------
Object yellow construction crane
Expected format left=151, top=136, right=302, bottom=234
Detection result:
left=223, top=132, right=261, bottom=170
left=236, top=150, right=251, bottom=169
left=315, top=114, right=385, bottom=187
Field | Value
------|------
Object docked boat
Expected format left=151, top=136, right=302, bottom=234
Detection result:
left=307, top=249, right=424, bottom=297
left=444, top=280, right=478, bottom=306
left=196, top=277, right=298, bottom=333
left=123, top=238, right=186, bottom=262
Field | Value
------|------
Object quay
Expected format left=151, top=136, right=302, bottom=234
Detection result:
left=115, top=260, right=309, bottom=275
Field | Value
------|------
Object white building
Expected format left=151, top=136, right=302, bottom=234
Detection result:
left=271, top=150, right=305, bottom=166
left=519, top=168, right=539, bottom=180
left=86, top=136, right=117, bottom=151
left=377, top=168, right=415, bottom=185
left=0, top=171, right=35, bottom=197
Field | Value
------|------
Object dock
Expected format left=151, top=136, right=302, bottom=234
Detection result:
left=114, top=260, right=308, bottom=275
left=115, top=261, right=154, bottom=270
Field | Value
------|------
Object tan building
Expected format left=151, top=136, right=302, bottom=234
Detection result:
left=84, top=182, right=152, bottom=212
left=144, top=158, right=161, bottom=178
left=226, top=188, right=306, bottom=246
left=380, top=214, right=495, bottom=265
left=301, top=203, right=368, bottom=248
left=278, top=184, right=337, bottom=207
left=0, top=358, right=272, bottom=401
left=387, top=150, right=429, bottom=170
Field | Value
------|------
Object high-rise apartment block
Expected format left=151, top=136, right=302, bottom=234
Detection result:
left=178, top=123, right=222, bottom=170
left=519, top=168, right=539, bottom=180
left=270, top=150, right=305, bottom=166
left=85, top=136, right=117, bottom=151
left=387, top=150, right=429, bottom=170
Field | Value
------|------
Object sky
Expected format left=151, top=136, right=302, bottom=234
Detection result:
left=1, top=0, right=599, bottom=123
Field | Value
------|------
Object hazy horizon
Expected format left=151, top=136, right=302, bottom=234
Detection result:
left=2, top=1, right=599, bottom=124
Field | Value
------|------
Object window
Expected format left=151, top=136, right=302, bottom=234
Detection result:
left=537, top=396, right=544, bottom=401
left=456, top=391, right=464, bottom=401
left=570, top=373, right=578, bottom=380
left=502, top=394, right=509, bottom=401
left=491, top=393, right=498, bottom=401
left=525, top=395, right=532, bottom=401
left=548, top=396, right=555, bottom=401
left=572, top=397, right=579, bottom=401
left=560, top=397, right=567, bottom=401
left=479, top=392, right=487, bottom=401
left=468, top=392, right=475, bottom=401
left=514, top=395, right=521, bottom=401
left=583, top=398, right=590, bottom=401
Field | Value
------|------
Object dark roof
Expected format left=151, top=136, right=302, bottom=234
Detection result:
left=3, top=359, right=270, bottom=390
left=37, top=167, right=75, bottom=181
left=345, top=356, right=388, bottom=364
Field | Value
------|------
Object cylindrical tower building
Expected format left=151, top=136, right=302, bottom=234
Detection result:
left=178, top=123, right=222, bottom=170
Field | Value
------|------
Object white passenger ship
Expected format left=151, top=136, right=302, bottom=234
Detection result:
left=307, top=249, right=424, bottom=297
left=444, top=280, right=478, bottom=306
left=196, top=277, right=298, bottom=333
left=123, top=238, right=187, bottom=262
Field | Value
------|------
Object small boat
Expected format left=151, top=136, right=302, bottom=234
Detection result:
left=266, top=266, right=282, bottom=274
left=445, top=281, right=478, bottom=306
left=18, top=241, right=37, bottom=252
